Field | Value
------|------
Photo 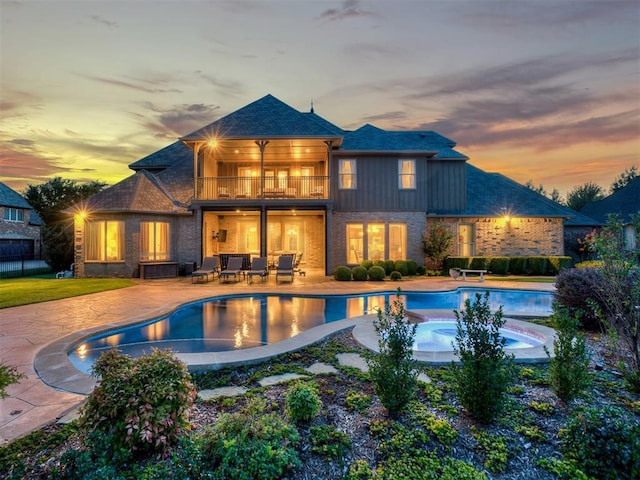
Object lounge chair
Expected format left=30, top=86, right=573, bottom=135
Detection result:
left=219, top=256, right=243, bottom=283
left=293, top=252, right=305, bottom=276
left=192, top=257, right=219, bottom=283
left=246, top=257, right=268, bottom=284
left=275, top=255, right=294, bottom=282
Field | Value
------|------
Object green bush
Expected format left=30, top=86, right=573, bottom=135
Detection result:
left=368, top=265, right=386, bottom=281
left=561, top=405, right=640, bottom=479
left=509, top=257, right=527, bottom=275
left=345, top=390, right=372, bottom=414
left=469, top=257, right=489, bottom=270
left=394, top=260, right=409, bottom=276
left=528, top=257, right=547, bottom=275
left=452, top=292, right=515, bottom=423
left=443, top=257, right=470, bottom=271
left=79, top=348, right=195, bottom=456
left=310, top=425, right=352, bottom=460
left=554, top=267, right=604, bottom=330
left=489, top=257, right=510, bottom=275
left=545, top=306, right=591, bottom=403
left=416, top=265, right=427, bottom=275
left=0, top=362, right=25, bottom=399
left=374, top=260, right=386, bottom=271
left=334, top=266, right=353, bottom=281
left=352, top=266, right=368, bottom=281
left=367, top=290, right=418, bottom=417
left=390, top=271, right=402, bottom=281
left=361, top=260, right=374, bottom=270
left=406, top=259, right=418, bottom=275
left=575, top=260, right=604, bottom=268
left=199, top=397, right=300, bottom=479
left=346, top=459, right=375, bottom=479
left=285, top=381, right=322, bottom=424
left=384, top=260, right=395, bottom=275
left=548, top=256, right=573, bottom=274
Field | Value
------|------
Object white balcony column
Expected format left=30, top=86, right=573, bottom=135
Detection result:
left=255, top=140, right=269, bottom=198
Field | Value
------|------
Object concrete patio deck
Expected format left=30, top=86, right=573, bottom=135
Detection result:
left=0, top=271, right=555, bottom=444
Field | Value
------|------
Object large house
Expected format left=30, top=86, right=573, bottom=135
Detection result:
left=72, top=94, right=582, bottom=278
left=0, top=181, right=44, bottom=259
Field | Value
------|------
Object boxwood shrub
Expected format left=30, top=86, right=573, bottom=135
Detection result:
left=384, top=260, right=395, bottom=275
left=361, top=260, right=374, bottom=270
left=352, top=266, right=368, bottom=281
left=394, top=260, right=409, bottom=276
left=469, top=257, right=490, bottom=270
left=416, top=265, right=427, bottom=275
left=406, top=259, right=418, bottom=275
left=368, top=265, right=386, bottom=281
left=334, top=266, right=352, bottom=281
left=509, top=257, right=527, bottom=275
left=390, top=271, right=402, bottom=281
left=527, top=257, right=547, bottom=275
left=489, top=257, right=510, bottom=275
left=548, top=256, right=573, bottom=274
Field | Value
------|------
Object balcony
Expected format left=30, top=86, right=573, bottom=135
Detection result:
left=196, top=176, right=329, bottom=200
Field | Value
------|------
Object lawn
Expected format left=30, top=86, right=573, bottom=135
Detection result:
left=0, top=277, right=136, bottom=309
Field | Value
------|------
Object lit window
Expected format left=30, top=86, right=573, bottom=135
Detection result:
left=367, top=223, right=385, bottom=261
left=3, top=208, right=24, bottom=222
left=389, top=224, right=406, bottom=261
left=86, top=220, right=124, bottom=261
left=339, top=159, right=357, bottom=189
left=140, top=222, right=170, bottom=261
left=346, top=224, right=363, bottom=264
left=457, top=224, right=475, bottom=256
left=398, top=160, right=415, bottom=189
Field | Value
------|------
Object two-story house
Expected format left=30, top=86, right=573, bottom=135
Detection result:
left=72, top=94, right=580, bottom=278
left=0, top=181, right=44, bottom=259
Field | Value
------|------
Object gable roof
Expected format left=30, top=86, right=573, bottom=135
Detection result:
left=340, top=124, right=468, bottom=159
left=129, top=141, right=193, bottom=171
left=84, top=170, right=188, bottom=214
left=580, top=177, right=640, bottom=224
left=0, top=182, right=44, bottom=225
left=181, top=94, right=344, bottom=141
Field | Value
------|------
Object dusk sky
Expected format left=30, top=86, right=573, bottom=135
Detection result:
left=1, top=0, right=639, bottom=198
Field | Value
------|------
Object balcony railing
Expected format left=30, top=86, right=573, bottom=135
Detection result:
left=196, top=176, right=329, bottom=200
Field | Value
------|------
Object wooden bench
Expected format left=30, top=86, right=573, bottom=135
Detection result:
left=459, top=269, right=487, bottom=282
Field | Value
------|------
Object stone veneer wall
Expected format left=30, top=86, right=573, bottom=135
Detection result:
left=331, top=212, right=426, bottom=272
left=427, top=217, right=565, bottom=256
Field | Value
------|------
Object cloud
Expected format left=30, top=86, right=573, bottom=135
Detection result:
left=318, top=0, right=376, bottom=22
left=361, top=111, right=407, bottom=123
left=194, top=72, right=245, bottom=96
left=138, top=102, right=221, bottom=138
left=89, top=15, right=118, bottom=28
left=80, top=74, right=183, bottom=94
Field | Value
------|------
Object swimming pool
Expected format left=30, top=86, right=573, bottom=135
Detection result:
left=68, top=288, right=552, bottom=373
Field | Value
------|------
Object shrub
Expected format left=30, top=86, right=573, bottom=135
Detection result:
left=575, top=260, right=604, bottom=268
left=346, top=459, right=375, bottom=479
left=422, top=222, right=455, bottom=270
left=334, top=266, right=352, bottom=281
left=509, top=257, right=527, bottom=275
left=352, top=266, right=368, bottom=281
left=545, top=306, right=591, bottom=403
left=367, top=290, right=418, bottom=417
left=548, top=256, right=573, bottom=274
left=554, top=267, right=604, bottom=329
left=199, top=397, right=300, bottom=479
left=368, top=265, right=386, bottom=281
left=469, top=257, right=489, bottom=270
left=285, top=381, right=322, bottom=424
left=310, top=425, right=352, bottom=460
left=384, top=260, right=395, bottom=275
left=489, top=257, right=510, bottom=275
left=79, top=348, right=195, bottom=456
left=361, top=260, right=374, bottom=270
left=0, top=362, right=25, bottom=399
left=416, top=265, right=427, bottom=275
left=374, top=260, right=386, bottom=271
left=393, top=260, right=409, bottom=276
left=528, top=257, right=548, bottom=275
left=561, top=405, right=640, bottom=479
left=345, top=390, right=372, bottom=414
left=390, top=271, right=402, bottom=281
left=452, top=292, right=515, bottom=423
left=406, top=259, right=418, bottom=275
left=443, top=256, right=470, bottom=271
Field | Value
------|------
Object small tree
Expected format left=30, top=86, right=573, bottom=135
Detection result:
left=422, top=222, right=455, bottom=271
left=565, top=181, right=605, bottom=211
left=367, top=289, right=418, bottom=417
left=545, top=305, right=591, bottom=403
left=452, top=292, right=515, bottom=423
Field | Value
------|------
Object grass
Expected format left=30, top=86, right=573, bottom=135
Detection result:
left=0, top=277, right=136, bottom=308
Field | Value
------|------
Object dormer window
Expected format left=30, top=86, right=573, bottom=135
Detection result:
left=3, top=208, right=24, bottom=222
left=398, top=160, right=415, bottom=189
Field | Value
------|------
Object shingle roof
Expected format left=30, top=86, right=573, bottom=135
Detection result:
left=0, top=182, right=44, bottom=225
left=430, top=163, right=584, bottom=220
left=580, top=177, right=640, bottom=224
left=181, top=94, right=344, bottom=141
left=340, top=125, right=468, bottom=159
left=129, top=141, right=193, bottom=171
left=85, top=170, right=187, bottom=213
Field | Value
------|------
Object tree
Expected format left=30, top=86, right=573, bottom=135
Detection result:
left=525, top=180, right=562, bottom=204
left=565, top=182, right=605, bottom=212
left=23, top=177, right=106, bottom=271
left=421, top=222, right=455, bottom=271
left=610, top=166, right=638, bottom=193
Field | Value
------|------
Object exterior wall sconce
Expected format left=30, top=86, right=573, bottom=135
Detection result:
left=501, top=207, right=510, bottom=222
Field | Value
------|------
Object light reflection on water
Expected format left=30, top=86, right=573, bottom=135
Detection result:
left=68, top=288, right=552, bottom=373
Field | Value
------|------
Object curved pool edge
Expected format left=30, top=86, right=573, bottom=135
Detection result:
left=353, top=309, right=557, bottom=365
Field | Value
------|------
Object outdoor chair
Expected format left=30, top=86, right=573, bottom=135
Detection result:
left=293, top=251, right=305, bottom=276
left=192, top=256, right=219, bottom=283
left=275, top=255, right=294, bottom=283
left=56, top=263, right=75, bottom=279
left=219, top=256, right=243, bottom=283
left=246, top=257, right=268, bottom=284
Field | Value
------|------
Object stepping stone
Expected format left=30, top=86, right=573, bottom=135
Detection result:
left=336, top=353, right=369, bottom=373
left=258, top=372, right=308, bottom=387
left=198, top=386, right=248, bottom=401
left=417, top=373, right=432, bottom=384
left=305, top=362, right=338, bottom=375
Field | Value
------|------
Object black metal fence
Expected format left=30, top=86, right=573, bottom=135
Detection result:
left=0, top=254, right=51, bottom=279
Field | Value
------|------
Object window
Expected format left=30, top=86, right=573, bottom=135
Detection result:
left=86, top=220, right=124, bottom=261
left=140, top=222, right=170, bottom=261
left=457, top=224, right=474, bottom=256
left=3, top=208, right=24, bottom=222
left=389, top=224, right=407, bottom=261
left=238, top=220, right=259, bottom=254
left=398, top=160, right=415, bottom=189
left=346, top=224, right=363, bottom=264
left=339, top=159, right=357, bottom=189
left=367, top=223, right=385, bottom=261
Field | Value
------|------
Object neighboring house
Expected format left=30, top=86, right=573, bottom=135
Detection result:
left=580, top=177, right=640, bottom=250
left=72, top=94, right=583, bottom=278
left=0, top=182, right=44, bottom=258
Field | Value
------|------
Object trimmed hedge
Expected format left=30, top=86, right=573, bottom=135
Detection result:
left=334, top=266, right=352, bottom=281
left=444, top=256, right=573, bottom=275
left=489, top=257, right=510, bottom=275
left=368, top=265, right=386, bottom=281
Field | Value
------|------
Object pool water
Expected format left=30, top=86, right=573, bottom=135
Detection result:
left=413, top=321, right=543, bottom=352
left=68, top=288, right=552, bottom=373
